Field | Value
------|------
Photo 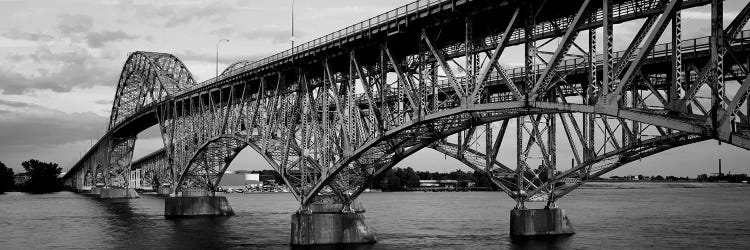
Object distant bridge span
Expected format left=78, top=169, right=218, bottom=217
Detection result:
left=62, top=0, right=749, bottom=244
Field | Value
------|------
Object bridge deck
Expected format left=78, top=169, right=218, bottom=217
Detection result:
left=177, top=0, right=713, bottom=98
left=126, top=29, right=750, bottom=174
left=63, top=0, right=745, bottom=191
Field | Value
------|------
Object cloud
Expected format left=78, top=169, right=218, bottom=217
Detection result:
left=208, top=26, right=236, bottom=37
left=242, top=28, right=299, bottom=45
left=0, top=48, right=116, bottom=94
left=7, top=54, right=25, bottom=62
left=163, top=5, right=232, bottom=27
left=86, top=30, right=140, bottom=48
left=57, top=14, right=93, bottom=35
left=58, top=14, right=141, bottom=48
left=681, top=10, right=738, bottom=21
left=681, top=11, right=711, bottom=20
left=0, top=100, right=107, bottom=148
left=178, top=49, right=268, bottom=65
left=209, top=26, right=301, bottom=45
left=2, top=30, right=54, bottom=42
left=0, top=100, right=34, bottom=108
left=118, top=1, right=235, bottom=28
left=94, top=99, right=112, bottom=105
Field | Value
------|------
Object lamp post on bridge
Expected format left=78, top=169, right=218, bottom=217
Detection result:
left=290, top=0, right=295, bottom=49
left=216, top=39, right=230, bottom=78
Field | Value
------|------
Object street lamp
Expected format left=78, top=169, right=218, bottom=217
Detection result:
left=291, top=0, right=295, bottom=49
left=216, top=39, right=230, bottom=78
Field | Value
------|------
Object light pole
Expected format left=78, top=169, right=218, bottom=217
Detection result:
left=291, top=0, right=295, bottom=49
left=216, top=39, right=229, bottom=78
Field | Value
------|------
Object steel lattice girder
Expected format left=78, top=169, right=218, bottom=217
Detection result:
left=62, top=0, right=750, bottom=208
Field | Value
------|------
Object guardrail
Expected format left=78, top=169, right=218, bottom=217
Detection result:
left=110, top=100, right=160, bottom=132
left=401, top=29, right=749, bottom=101
left=502, top=29, right=750, bottom=81
left=182, top=0, right=458, bottom=94
left=180, top=0, right=720, bottom=98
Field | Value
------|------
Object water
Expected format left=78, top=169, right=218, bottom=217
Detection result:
left=1, top=183, right=749, bottom=249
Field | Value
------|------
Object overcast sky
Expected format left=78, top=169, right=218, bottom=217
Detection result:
left=0, top=0, right=748, bottom=178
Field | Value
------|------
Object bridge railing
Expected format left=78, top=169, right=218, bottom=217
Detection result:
left=181, top=0, right=456, bottom=95
left=110, top=99, right=161, bottom=131
left=179, top=0, right=746, bottom=99
left=501, top=30, right=750, bottom=81
left=345, top=28, right=748, bottom=105
left=311, top=28, right=750, bottom=110
left=415, top=30, right=748, bottom=102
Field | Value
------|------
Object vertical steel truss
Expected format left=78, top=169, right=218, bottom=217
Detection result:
left=71, top=51, right=199, bottom=189
left=66, top=0, right=750, bottom=210
left=299, top=0, right=748, bottom=207
left=132, top=150, right=171, bottom=190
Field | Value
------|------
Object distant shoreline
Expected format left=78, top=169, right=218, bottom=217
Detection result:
left=579, top=181, right=748, bottom=189
left=374, top=182, right=750, bottom=193
left=588, top=180, right=744, bottom=183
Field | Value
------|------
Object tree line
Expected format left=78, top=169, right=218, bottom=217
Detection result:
left=1, top=161, right=500, bottom=194
left=0, top=159, right=63, bottom=194
left=370, top=167, right=499, bottom=192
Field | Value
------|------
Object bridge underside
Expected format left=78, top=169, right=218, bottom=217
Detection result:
left=62, top=0, right=750, bottom=244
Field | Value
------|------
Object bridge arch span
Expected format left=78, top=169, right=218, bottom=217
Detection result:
left=99, top=51, right=200, bottom=189
left=546, top=132, right=709, bottom=199
left=176, top=133, right=338, bottom=201
left=94, top=163, right=105, bottom=186
left=221, top=60, right=254, bottom=76
left=109, top=51, right=198, bottom=130
left=304, top=101, right=725, bottom=205
left=83, top=170, right=93, bottom=187
left=432, top=130, right=707, bottom=204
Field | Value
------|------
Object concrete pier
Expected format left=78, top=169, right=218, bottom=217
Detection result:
left=510, top=208, right=574, bottom=238
left=164, top=196, right=234, bottom=217
left=157, top=187, right=172, bottom=196
left=290, top=201, right=377, bottom=245
left=89, top=186, right=102, bottom=195
left=99, top=187, right=139, bottom=199
left=180, top=188, right=210, bottom=197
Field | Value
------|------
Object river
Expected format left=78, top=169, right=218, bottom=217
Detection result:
left=1, top=183, right=749, bottom=249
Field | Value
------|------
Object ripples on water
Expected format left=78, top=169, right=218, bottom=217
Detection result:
left=1, top=183, right=749, bottom=249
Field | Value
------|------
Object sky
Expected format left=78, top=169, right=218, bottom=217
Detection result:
left=0, top=0, right=748, bottom=178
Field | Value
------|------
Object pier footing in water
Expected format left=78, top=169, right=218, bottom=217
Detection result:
left=156, top=187, right=172, bottom=196
left=164, top=196, right=234, bottom=217
left=510, top=208, right=574, bottom=238
left=290, top=202, right=377, bottom=245
left=99, top=188, right=139, bottom=199
left=89, top=187, right=102, bottom=195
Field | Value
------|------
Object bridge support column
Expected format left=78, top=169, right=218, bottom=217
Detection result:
left=156, top=187, right=173, bottom=196
left=510, top=208, right=574, bottom=238
left=164, top=194, right=234, bottom=217
left=99, top=187, right=139, bottom=199
left=80, top=186, right=93, bottom=192
left=89, top=186, right=103, bottom=195
left=290, top=201, right=377, bottom=245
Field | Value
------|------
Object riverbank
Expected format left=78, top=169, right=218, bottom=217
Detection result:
left=580, top=181, right=748, bottom=189
left=2, top=188, right=749, bottom=249
left=374, top=182, right=750, bottom=192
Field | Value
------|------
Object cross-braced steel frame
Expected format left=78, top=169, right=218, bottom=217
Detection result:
left=63, top=0, right=749, bottom=211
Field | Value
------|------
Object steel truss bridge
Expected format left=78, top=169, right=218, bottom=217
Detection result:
left=64, top=0, right=748, bottom=213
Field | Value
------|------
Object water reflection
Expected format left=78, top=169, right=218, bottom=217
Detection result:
left=165, top=217, right=232, bottom=249
left=96, top=195, right=237, bottom=249
left=510, top=235, right=573, bottom=250
left=291, top=243, right=376, bottom=250
left=92, top=196, right=146, bottom=248
left=1, top=186, right=749, bottom=249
